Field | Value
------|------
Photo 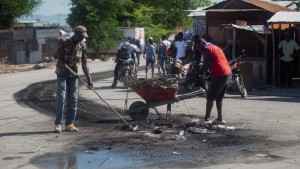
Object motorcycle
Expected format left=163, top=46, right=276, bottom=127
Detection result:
left=184, top=50, right=247, bottom=98
left=184, top=61, right=210, bottom=92
left=165, top=57, right=194, bottom=80
left=228, top=51, right=247, bottom=98
left=117, top=58, right=135, bottom=88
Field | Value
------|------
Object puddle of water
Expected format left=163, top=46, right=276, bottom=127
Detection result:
left=32, top=146, right=182, bottom=169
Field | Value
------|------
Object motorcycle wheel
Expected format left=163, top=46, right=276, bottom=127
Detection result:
left=201, top=79, right=209, bottom=92
left=123, top=70, right=129, bottom=88
left=184, top=72, right=195, bottom=91
left=235, top=75, right=247, bottom=98
left=184, top=81, right=195, bottom=92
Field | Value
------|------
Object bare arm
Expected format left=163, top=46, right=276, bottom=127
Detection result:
left=81, top=48, right=93, bottom=88
left=197, top=49, right=210, bottom=75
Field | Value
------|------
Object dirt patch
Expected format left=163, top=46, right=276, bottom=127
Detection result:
left=0, top=62, right=56, bottom=74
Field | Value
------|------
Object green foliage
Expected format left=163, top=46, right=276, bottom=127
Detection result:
left=0, top=0, right=42, bottom=28
left=67, top=0, right=212, bottom=51
left=68, top=0, right=130, bottom=51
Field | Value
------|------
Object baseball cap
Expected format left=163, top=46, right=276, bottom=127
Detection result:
left=127, top=36, right=133, bottom=41
left=74, top=25, right=88, bottom=38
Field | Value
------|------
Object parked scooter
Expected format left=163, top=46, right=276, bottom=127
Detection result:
left=117, top=58, right=135, bottom=88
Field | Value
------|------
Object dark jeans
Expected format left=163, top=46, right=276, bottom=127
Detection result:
left=280, top=60, right=293, bottom=86
left=113, top=60, right=122, bottom=82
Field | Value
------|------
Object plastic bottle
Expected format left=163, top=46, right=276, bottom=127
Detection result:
left=171, top=134, right=186, bottom=141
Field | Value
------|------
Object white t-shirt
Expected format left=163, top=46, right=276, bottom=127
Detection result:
left=278, top=40, right=300, bottom=62
left=175, top=40, right=188, bottom=59
left=161, top=40, right=171, bottom=50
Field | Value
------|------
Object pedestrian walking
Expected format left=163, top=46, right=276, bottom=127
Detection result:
left=144, top=38, right=156, bottom=78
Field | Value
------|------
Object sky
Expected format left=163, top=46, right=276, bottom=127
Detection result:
left=33, top=0, right=71, bottom=16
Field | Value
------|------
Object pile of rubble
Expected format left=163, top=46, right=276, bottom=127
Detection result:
left=129, top=77, right=179, bottom=89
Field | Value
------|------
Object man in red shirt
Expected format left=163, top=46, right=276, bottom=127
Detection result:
left=195, top=38, right=232, bottom=125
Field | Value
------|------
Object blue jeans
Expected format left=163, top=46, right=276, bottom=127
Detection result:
left=55, top=74, right=79, bottom=126
left=160, top=54, right=167, bottom=76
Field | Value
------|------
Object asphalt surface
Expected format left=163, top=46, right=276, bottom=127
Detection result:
left=1, top=58, right=300, bottom=169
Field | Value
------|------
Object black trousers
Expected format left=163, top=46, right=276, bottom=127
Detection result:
left=280, top=60, right=293, bottom=86
left=113, top=60, right=122, bottom=82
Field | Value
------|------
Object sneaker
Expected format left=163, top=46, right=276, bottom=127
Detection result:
left=212, top=119, right=226, bottom=125
left=111, top=81, right=117, bottom=88
left=203, top=120, right=212, bottom=125
left=66, top=124, right=79, bottom=132
left=54, top=124, right=62, bottom=133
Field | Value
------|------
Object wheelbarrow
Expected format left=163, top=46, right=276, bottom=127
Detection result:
left=127, top=85, right=204, bottom=121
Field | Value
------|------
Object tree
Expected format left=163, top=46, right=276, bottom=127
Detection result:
left=68, top=0, right=132, bottom=52
left=128, top=0, right=212, bottom=41
left=0, top=0, right=42, bottom=28
left=67, top=0, right=212, bottom=51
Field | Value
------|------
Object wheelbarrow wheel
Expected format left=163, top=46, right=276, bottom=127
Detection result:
left=128, top=101, right=149, bottom=121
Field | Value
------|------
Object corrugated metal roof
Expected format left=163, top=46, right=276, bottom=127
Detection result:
left=264, top=0, right=297, bottom=10
left=187, top=7, right=207, bottom=16
left=243, top=0, right=295, bottom=12
left=267, top=12, right=300, bottom=23
left=206, top=0, right=295, bottom=12
left=231, top=24, right=272, bottom=34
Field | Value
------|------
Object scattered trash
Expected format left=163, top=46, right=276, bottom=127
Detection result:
left=187, top=127, right=207, bottom=134
left=170, top=134, right=186, bottom=141
left=131, top=122, right=139, bottom=132
left=256, top=153, right=269, bottom=157
left=190, top=118, right=200, bottom=126
left=216, top=125, right=235, bottom=131
left=179, top=130, right=184, bottom=136
left=172, top=152, right=182, bottom=155
left=153, top=126, right=164, bottom=134
left=33, top=63, right=46, bottom=70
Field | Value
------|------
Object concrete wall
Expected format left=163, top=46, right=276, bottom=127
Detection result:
left=240, top=59, right=267, bottom=89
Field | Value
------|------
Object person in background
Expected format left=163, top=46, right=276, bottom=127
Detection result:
left=144, top=38, right=156, bottom=78
left=191, top=35, right=202, bottom=62
left=111, top=36, right=140, bottom=88
left=174, top=32, right=188, bottom=60
left=135, top=39, right=143, bottom=66
left=54, top=25, right=93, bottom=133
left=158, top=35, right=171, bottom=77
left=194, top=38, right=232, bottom=125
left=278, top=31, right=300, bottom=88
left=149, top=37, right=161, bottom=75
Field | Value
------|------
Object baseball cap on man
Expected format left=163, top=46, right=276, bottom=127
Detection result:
left=74, top=25, right=88, bottom=38
left=127, top=36, right=133, bottom=41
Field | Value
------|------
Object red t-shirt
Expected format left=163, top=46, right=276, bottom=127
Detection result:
left=206, top=44, right=232, bottom=77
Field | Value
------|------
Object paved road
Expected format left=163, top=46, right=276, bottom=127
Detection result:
left=1, top=59, right=300, bottom=169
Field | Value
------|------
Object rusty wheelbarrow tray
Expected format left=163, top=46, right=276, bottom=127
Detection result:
left=127, top=85, right=204, bottom=121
